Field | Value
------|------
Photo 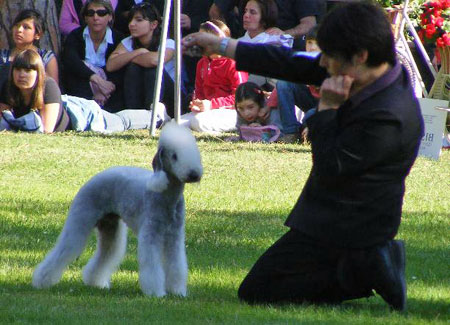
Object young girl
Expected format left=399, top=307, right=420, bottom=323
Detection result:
left=106, top=2, right=180, bottom=116
left=0, top=49, right=166, bottom=134
left=234, top=82, right=282, bottom=142
left=0, top=9, right=59, bottom=89
left=180, top=19, right=248, bottom=134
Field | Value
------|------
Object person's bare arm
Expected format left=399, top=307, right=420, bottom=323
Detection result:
left=182, top=32, right=238, bottom=59
left=266, top=16, right=316, bottom=38
left=106, top=43, right=148, bottom=72
left=45, top=57, right=59, bottom=84
left=131, top=49, right=174, bottom=68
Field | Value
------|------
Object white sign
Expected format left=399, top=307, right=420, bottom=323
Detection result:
left=418, top=98, right=449, bottom=160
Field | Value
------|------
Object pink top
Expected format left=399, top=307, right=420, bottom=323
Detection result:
left=59, top=0, right=119, bottom=36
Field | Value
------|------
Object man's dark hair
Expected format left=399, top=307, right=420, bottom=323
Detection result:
left=317, top=1, right=396, bottom=67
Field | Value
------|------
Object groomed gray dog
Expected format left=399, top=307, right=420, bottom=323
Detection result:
left=32, top=122, right=202, bottom=297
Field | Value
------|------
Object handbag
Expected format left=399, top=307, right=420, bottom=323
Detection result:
left=239, top=125, right=281, bottom=143
left=0, top=110, right=43, bottom=133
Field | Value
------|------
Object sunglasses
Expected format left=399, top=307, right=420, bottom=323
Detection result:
left=85, top=9, right=110, bottom=17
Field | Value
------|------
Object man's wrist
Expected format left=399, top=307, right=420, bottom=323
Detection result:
left=219, top=37, right=230, bottom=56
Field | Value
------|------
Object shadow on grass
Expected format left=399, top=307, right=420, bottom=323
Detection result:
left=3, top=197, right=449, bottom=322
left=57, top=130, right=312, bottom=153
left=2, top=276, right=449, bottom=322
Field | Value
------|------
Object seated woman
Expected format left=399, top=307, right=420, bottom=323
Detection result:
left=59, top=0, right=119, bottom=38
left=106, top=2, right=181, bottom=116
left=0, top=9, right=59, bottom=89
left=62, top=0, right=125, bottom=112
left=179, top=19, right=248, bottom=134
left=238, top=0, right=293, bottom=90
left=0, top=49, right=165, bottom=134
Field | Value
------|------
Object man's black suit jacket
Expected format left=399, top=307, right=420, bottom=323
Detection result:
left=235, top=43, right=424, bottom=248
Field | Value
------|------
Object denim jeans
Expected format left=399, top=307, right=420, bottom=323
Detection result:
left=102, top=109, right=153, bottom=133
left=277, top=80, right=318, bottom=134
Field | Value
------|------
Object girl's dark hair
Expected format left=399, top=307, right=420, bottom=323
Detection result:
left=199, top=19, right=231, bottom=38
left=12, top=9, right=45, bottom=47
left=317, top=1, right=395, bottom=66
left=81, top=0, right=115, bottom=27
left=242, top=0, right=278, bottom=30
left=235, top=82, right=265, bottom=109
left=7, top=49, right=46, bottom=111
left=128, top=2, right=162, bottom=51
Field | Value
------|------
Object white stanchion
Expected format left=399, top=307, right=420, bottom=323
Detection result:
left=149, top=0, right=182, bottom=136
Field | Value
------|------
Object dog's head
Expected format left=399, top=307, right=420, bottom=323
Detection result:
left=152, top=122, right=203, bottom=184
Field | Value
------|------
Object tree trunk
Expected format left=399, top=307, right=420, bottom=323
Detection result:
left=0, top=0, right=61, bottom=55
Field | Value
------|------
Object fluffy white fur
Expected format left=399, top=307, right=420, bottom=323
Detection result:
left=32, top=122, right=202, bottom=297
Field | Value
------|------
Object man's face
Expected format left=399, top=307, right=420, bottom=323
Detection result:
left=319, top=52, right=355, bottom=77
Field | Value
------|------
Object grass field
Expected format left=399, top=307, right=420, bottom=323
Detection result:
left=0, top=130, right=449, bottom=324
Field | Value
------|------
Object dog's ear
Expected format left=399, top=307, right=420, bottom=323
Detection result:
left=152, top=147, right=164, bottom=171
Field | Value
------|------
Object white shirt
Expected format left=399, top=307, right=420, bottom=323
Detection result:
left=83, top=26, right=114, bottom=68
left=238, top=31, right=294, bottom=48
left=121, top=36, right=176, bottom=81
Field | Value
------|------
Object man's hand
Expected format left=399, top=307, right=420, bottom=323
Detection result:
left=318, top=75, right=354, bottom=111
left=180, top=14, right=191, bottom=29
left=265, top=27, right=284, bottom=35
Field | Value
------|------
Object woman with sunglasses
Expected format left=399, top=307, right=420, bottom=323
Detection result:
left=59, top=0, right=119, bottom=38
left=0, top=49, right=167, bottom=134
left=0, top=9, right=59, bottom=90
left=62, top=0, right=125, bottom=112
left=106, top=3, right=182, bottom=117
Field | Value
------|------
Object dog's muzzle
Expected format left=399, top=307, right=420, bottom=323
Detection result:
left=185, top=170, right=202, bottom=183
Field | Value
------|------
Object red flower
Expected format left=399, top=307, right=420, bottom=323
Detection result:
left=443, top=33, right=450, bottom=46
left=419, top=0, right=450, bottom=48
left=435, top=16, right=444, bottom=27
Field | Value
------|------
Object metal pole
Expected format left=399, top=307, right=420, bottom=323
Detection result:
left=174, top=0, right=182, bottom=123
left=149, top=0, right=172, bottom=136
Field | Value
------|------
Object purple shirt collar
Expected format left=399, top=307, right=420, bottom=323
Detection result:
left=346, top=61, right=401, bottom=109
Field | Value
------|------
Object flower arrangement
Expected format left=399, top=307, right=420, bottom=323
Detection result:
left=418, top=0, right=450, bottom=48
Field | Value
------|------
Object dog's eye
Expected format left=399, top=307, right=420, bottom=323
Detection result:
left=172, top=153, right=178, bottom=161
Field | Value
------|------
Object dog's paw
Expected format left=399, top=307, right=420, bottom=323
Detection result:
left=167, top=286, right=187, bottom=297
left=147, top=171, right=169, bottom=193
left=32, top=265, right=61, bottom=288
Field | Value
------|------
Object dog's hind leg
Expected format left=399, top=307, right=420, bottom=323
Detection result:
left=137, top=225, right=166, bottom=297
left=32, top=208, right=96, bottom=289
left=82, top=214, right=127, bottom=289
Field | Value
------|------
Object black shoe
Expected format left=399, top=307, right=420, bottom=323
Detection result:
left=371, top=240, right=407, bottom=311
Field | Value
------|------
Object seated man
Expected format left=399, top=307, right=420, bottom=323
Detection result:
left=183, top=1, right=424, bottom=311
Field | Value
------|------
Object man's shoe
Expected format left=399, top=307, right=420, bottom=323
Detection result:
left=371, top=240, right=407, bottom=311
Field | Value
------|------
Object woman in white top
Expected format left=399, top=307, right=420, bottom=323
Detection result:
left=238, top=0, right=293, bottom=90
left=106, top=2, right=181, bottom=116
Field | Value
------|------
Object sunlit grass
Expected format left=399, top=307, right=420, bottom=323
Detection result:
left=0, top=130, right=449, bottom=324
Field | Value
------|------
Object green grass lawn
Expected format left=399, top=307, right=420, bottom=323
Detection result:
left=0, top=130, right=449, bottom=324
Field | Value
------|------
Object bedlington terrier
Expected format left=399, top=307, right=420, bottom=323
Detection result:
left=32, top=122, right=202, bottom=297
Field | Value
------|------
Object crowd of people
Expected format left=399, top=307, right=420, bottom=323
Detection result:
left=0, top=0, right=325, bottom=136
left=0, top=0, right=427, bottom=312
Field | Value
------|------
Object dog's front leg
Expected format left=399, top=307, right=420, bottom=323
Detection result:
left=137, top=226, right=166, bottom=297
left=163, top=226, right=187, bottom=296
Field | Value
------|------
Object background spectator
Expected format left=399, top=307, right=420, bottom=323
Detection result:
left=179, top=19, right=247, bottom=133
left=0, top=9, right=59, bottom=91
left=106, top=2, right=181, bottom=116
left=62, top=0, right=125, bottom=112
left=59, top=0, right=119, bottom=38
